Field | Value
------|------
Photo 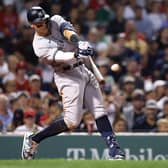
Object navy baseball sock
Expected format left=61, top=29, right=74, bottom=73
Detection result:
left=31, top=118, right=69, bottom=143
left=95, top=115, right=114, bottom=137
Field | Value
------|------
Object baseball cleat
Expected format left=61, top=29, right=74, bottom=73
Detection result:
left=107, top=135, right=125, bottom=160
left=109, top=154, right=125, bottom=160
left=109, top=147, right=125, bottom=160
left=21, top=132, right=38, bottom=160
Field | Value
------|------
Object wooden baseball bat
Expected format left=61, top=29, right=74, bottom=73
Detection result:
left=88, top=56, right=105, bottom=84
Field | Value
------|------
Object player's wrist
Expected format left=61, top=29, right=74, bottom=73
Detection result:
left=63, top=30, right=79, bottom=44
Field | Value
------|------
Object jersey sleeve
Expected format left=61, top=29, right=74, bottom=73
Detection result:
left=51, top=15, right=75, bottom=34
left=51, top=15, right=67, bottom=27
left=33, top=39, right=75, bottom=62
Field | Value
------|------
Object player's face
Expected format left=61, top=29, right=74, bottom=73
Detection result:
left=34, top=20, right=47, bottom=28
left=31, top=20, right=49, bottom=36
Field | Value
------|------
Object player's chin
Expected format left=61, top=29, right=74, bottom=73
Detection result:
left=38, top=28, right=49, bottom=35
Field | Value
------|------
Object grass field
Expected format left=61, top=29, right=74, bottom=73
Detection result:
left=0, top=159, right=168, bottom=168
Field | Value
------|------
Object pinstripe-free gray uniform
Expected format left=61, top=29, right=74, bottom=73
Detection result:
left=32, top=15, right=105, bottom=128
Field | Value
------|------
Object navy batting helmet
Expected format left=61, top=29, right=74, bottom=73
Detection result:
left=27, top=6, right=50, bottom=23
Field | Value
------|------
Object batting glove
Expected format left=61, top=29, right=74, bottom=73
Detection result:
left=75, top=41, right=94, bottom=58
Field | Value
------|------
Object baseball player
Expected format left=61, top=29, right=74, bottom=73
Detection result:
left=21, top=6, right=125, bottom=160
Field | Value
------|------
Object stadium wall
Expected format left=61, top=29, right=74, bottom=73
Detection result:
left=0, top=133, right=168, bottom=160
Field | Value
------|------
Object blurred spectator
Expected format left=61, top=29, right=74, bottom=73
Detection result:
left=145, top=89, right=156, bottom=101
left=165, top=82, right=168, bottom=94
left=96, top=23, right=111, bottom=44
left=87, top=27, right=100, bottom=49
left=3, top=79, right=17, bottom=96
left=89, top=0, right=107, bottom=10
left=123, top=89, right=145, bottom=131
left=158, top=99, right=168, bottom=119
left=14, top=108, right=43, bottom=133
left=0, top=94, right=13, bottom=132
left=148, top=0, right=166, bottom=33
left=120, top=75, right=136, bottom=101
left=39, top=63, right=54, bottom=92
left=113, top=115, right=128, bottom=132
left=96, top=42, right=109, bottom=58
left=156, top=118, right=168, bottom=132
left=107, top=4, right=126, bottom=36
left=68, top=7, right=80, bottom=24
left=95, top=1, right=111, bottom=24
left=162, top=66, right=168, bottom=81
left=96, top=58, right=115, bottom=95
left=123, top=0, right=137, bottom=19
left=0, top=1, right=19, bottom=38
left=15, top=61, right=29, bottom=91
left=108, top=34, right=141, bottom=82
left=39, top=96, right=50, bottom=127
left=18, top=0, right=37, bottom=26
left=84, top=8, right=97, bottom=29
left=6, top=54, right=19, bottom=75
left=2, top=54, right=19, bottom=90
left=60, top=0, right=84, bottom=18
left=28, top=93, right=42, bottom=123
left=133, top=99, right=158, bottom=132
left=142, top=36, right=160, bottom=77
left=123, top=59, right=144, bottom=89
left=10, top=109, right=24, bottom=131
left=13, top=91, right=30, bottom=112
left=8, top=92, right=18, bottom=112
left=78, top=111, right=96, bottom=134
left=83, top=112, right=96, bottom=134
left=157, top=27, right=168, bottom=50
left=123, top=0, right=146, bottom=20
left=50, top=0, right=62, bottom=15
left=40, top=97, right=62, bottom=127
left=124, top=20, right=148, bottom=65
left=134, top=5, right=154, bottom=39
left=103, top=93, right=119, bottom=125
left=28, top=74, right=48, bottom=98
left=0, top=48, right=9, bottom=84
left=155, top=46, right=168, bottom=78
left=14, top=25, right=37, bottom=65
left=153, top=80, right=167, bottom=109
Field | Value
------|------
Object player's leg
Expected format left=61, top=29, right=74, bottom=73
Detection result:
left=31, top=82, right=85, bottom=143
left=21, top=116, right=70, bottom=159
left=84, top=70, right=125, bottom=160
left=22, top=72, right=85, bottom=159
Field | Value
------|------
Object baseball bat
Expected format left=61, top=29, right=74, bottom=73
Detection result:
left=88, top=56, right=105, bottom=84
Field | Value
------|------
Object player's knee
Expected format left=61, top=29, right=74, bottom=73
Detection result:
left=94, top=111, right=106, bottom=120
left=64, top=118, right=79, bottom=130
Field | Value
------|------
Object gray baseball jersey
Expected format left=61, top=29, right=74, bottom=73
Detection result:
left=32, top=15, right=105, bottom=128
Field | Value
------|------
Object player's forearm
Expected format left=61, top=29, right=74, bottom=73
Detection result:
left=60, top=21, right=79, bottom=44
left=54, top=50, right=75, bottom=62
left=44, top=50, right=76, bottom=62
left=63, top=30, right=79, bottom=43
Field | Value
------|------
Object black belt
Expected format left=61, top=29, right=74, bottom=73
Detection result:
left=63, top=60, right=83, bottom=70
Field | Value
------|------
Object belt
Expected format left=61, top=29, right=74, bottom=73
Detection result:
left=63, top=60, right=83, bottom=70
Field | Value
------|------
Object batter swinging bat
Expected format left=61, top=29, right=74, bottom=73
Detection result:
left=88, top=56, right=105, bottom=84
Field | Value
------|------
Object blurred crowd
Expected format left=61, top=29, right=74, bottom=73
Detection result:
left=1, top=0, right=168, bottom=134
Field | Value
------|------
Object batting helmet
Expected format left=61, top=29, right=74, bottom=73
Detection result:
left=27, top=6, right=50, bottom=23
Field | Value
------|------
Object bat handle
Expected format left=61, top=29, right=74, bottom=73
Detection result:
left=88, top=56, right=105, bottom=85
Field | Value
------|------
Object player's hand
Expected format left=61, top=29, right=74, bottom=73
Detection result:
left=75, top=41, right=94, bottom=58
